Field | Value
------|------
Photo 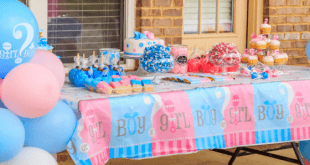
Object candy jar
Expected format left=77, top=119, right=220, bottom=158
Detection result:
left=187, top=46, right=201, bottom=73
left=208, top=42, right=241, bottom=75
left=169, top=45, right=188, bottom=74
left=139, top=45, right=174, bottom=84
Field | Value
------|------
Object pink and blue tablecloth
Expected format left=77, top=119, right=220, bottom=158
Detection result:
left=60, top=66, right=310, bottom=165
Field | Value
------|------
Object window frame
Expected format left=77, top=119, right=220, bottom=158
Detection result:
left=182, top=0, right=238, bottom=39
left=29, top=0, right=135, bottom=71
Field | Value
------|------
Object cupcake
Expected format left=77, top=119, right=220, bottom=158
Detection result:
left=274, top=51, right=285, bottom=65
left=262, top=52, right=274, bottom=66
left=269, top=35, right=280, bottom=50
left=248, top=49, right=258, bottom=65
left=256, top=40, right=267, bottom=49
left=256, top=49, right=264, bottom=62
left=250, top=33, right=258, bottom=49
left=241, top=49, right=249, bottom=63
left=270, top=50, right=277, bottom=57
left=260, top=18, right=271, bottom=34
left=282, top=52, right=288, bottom=64
left=266, top=38, right=271, bottom=48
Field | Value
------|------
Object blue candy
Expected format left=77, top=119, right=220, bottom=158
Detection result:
left=261, top=72, right=269, bottom=79
left=251, top=72, right=259, bottom=79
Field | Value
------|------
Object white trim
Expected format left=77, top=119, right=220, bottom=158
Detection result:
left=121, top=0, right=135, bottom=70
left=29, top=0, right=47, bottom=38
left=28, top=0, right=136, bottom=72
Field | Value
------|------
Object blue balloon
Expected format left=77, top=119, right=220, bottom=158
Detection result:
left=306, top=40, right=310, bottom=60
left=0, top=0, right=39, bottom=79
left=19, top=101, right=77, bottom=154
left=0, top=100, right=7, bottom=109
left=300, top=140, right=310, bottom=161
left=0, top=108, right=25, bottom=163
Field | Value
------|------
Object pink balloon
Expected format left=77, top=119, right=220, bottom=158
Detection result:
left=30, top=50, right=65, bottom=89
left=1, top=63, right=60, bottom=118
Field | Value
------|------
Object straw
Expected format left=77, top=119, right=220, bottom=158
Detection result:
left=101, top=53, right=104, bottom=68
left=114, top=52, right=117, bottom=65
left=77, top=53, right=80, bottom=66
left=107, top=51, right=109, bottom=64
left=93, top=51, right=95, bottom=64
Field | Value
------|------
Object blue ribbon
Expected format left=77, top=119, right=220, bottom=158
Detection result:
left=134, top=31, right=147, bottom=40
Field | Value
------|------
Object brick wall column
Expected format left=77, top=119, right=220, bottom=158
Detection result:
left=136, top=0, right=183, bottom=45
left=263, top=0, right=310, bottom=65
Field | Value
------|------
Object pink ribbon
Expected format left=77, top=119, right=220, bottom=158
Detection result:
left=143, top=31, right=155, bottom=39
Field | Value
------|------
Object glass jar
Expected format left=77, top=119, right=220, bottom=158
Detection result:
left=169, top=45, right=188, bottom=74
left=139, top=45, right=174, bottom=84
left=99, top=48, right=120, bottom=66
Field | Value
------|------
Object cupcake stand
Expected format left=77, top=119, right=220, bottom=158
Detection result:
left=243, top=18, right=286, bottom=75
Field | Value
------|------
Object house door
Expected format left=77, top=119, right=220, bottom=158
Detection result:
left=182, top=0, right=248, bottom=56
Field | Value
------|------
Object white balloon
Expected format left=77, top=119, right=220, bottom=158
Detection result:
left=1, top=147, right=58, bottom=165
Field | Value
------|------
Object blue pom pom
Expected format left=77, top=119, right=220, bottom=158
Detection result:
left=261, top=72, right=269, bottom=79
left=126, top=44, right=129, bottom=48
left=139, top=43, right=144, bottom=47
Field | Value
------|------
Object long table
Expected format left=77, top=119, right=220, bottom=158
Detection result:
left=60, top=66, right=310, bottom=165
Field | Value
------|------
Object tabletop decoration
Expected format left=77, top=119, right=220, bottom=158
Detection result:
left=187, top=45, right=201, bottom=73
left=169, top=44, right=188, bottom=74
left=208, top=42, right=241, bottom=75
left=139, top=45, right=174, bottom=84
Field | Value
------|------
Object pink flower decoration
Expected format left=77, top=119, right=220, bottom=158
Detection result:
left=133, top=48, right=137, bottom=52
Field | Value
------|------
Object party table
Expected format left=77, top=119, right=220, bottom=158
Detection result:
left=60, top=66, right=310, bottom=165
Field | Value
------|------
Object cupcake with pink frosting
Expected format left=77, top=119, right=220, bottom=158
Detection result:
left=260, top=18, right=271, bottom=34
left=250, top=33, right=258, bottom=49
left=262, top=51, right=274, bottom=66
left=241, top=49, right=250, bottom=63
left=269, top=35, right=280, bottom=50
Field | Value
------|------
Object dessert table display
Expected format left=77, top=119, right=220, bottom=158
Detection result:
left=62, top=65, right=310, bottom=165
left=0, top=3, right=310, bottom=164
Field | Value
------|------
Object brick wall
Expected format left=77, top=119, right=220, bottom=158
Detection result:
left=264, top=0, right=310, bottom=65
left=135, top=0, right=183, bottom=45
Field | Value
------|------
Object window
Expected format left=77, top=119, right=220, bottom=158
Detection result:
left=29, top=0, right=135, bottom=70
left=184, top=0, right=234, bottom=34
left=182, top=0, right=247, bottom=56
